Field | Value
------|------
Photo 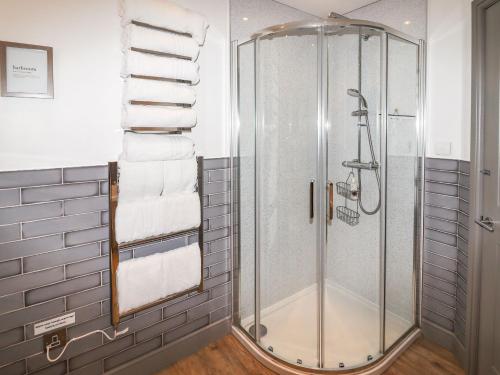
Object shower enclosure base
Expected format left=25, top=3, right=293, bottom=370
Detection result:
left=237, top=283, right=417, bottom=372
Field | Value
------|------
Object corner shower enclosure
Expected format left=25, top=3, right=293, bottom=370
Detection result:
left=231, top=19, right=425, bottom=372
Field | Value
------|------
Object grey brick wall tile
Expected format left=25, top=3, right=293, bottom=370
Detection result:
left=65, top=227, right=108, bottom=247
left=203, top=158, right=229, bottom=170
left=23, top=243, right=100, bottom=273
left=203, top=181, right=230, bottom=195
left=22, top=213, right=100, bottom=239
left=26, top=273, right=100, bottom=306
left=424, top=239, right=457, bottom=259
left=0, top=293, right=24, bottom=315
left=0, top=327, right=24, bottom=350
left=0, top=234, right=63, bottom=262
left=27, top=334, right=101, bottom=372
left=209, top=260, right=230, bottom=277
left=100, top=211, right=108, bottom=226
left=0, top=189, right=20, bottom=208
left=68, top=335, right=134, bottom=371
left=0, top=267, right=64, bottom=297
left=0, top=202, right=63, bottom=226
left=163, top=291, right=209, bottom=319
left=0, top=169, right=61, bottom=189
left=425, top=170, right=459, bottom=184
left=0, top=259, right=22, bottom=279
left=208, top=192, right=230, bottom=207
left=135, top=313, right=186, bottom=343
left=208, top=237, right=230, bottom=253
left=425, top=217, right=457, bottom=234
left=424, top=205, right=458, bottom=221
left=0, top=224, right=21, bottom=243
left=0, top=298, right=65, bottom=333
left=116, top=309, right=162, bottom=334
left=425, top=192, right=459, bottom=209
left=0, top=337, right=43, bottom=367
left=203, top=272, right=230, bottom=289
left=423, top=274, right=456, bottom=295
left=204, top=205, right=230, bottom=219
left=424, top=252, right=457, bottom=272
left=68, top=360, right=103, bottom=375
left=66, top=257, right=108, bottom=279
left=210, top=282, right=231, bottom=300
left=22, top=183, right=99, bottom=205
left=104, top=336, right=161, bottom=371
left=66, top=286, right=109, bottom=310
left=0, top=359, right=26, bottom=375
left=423, top=295, right=455, bottom=320
left=64, top=197, right=108, bottom=216
left=63, top=166, right=108, bottom=183
left=425, top=182, right=458, bottom=196
left=208, top=215, right=230, bottom=230
left=203, top=228, right=229, bottom=243
left=163, top=315, right=209, bottom=345
left=423, top=286, right=456, bottom=307
left=68, top=315, right=111, bottom=340
left=425, top=158, right=458, bottom=171
left=423, top=309, right=454, bottom=331
left=204, top=250, right=228, bottom=267
left=208, top=169, right=230, bottom=182
left=30, top=361, right=67, bottom=375
left=187, top=294, right=230, bottom=321
left=210, top=305, right=230, bottom=323
left=425, top=229, right=456, bottom=247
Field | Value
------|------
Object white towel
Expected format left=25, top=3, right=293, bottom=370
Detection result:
left=124, top=78, right=196, bottom=105
left=116, top=243, right=201, bottom=314
left=123, top=24, right=200, bottom=61
left=122, top=50, right=199, bottom=84
left=115, top=192, right=200, bottom=243
left=118, top=160, right=164, bottom=202
left=122, top=105, right=197, bottom=129
left=121, top=0, right=209, bottom=45
left=121, top=132, right=195, bottom=162
left=163, top=158, right=198, bottom=195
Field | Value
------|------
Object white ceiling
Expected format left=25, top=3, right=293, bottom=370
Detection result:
left=274, top=0, right=379, bottom=17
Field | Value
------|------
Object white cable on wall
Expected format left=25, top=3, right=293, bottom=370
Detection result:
left=46, top=328, right=129, bottom=363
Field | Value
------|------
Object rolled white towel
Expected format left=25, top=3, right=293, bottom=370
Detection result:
left=124, top=77, right=196, bottom=105
left=123, top=24, right=200, bottom=61
left=122, top=105, right=197, bottom=129
left=121, top=132, right=195, bottom=162
left=115, top=193, right=201, bottom=243
left=122, top=50, right=199, bottom=84
left=163, top=158, right=198, bottom=195
left=118, top=160, right=164, bottom=202
left=117, top=243, right=201, bottom=314
left=121, top=0, right=209, bottom=45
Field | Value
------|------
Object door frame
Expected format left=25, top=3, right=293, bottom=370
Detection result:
left=468, top=0, right=500, bottom=374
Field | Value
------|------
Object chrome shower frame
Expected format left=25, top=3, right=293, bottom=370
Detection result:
left=230, top=17, right=426, bottom=374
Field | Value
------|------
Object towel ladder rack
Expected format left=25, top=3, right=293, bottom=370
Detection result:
left=130, top=46, right=192, bottom=62
left=108, top=157, right=204, bottom=327
left=131, top=20, right=192, bottom=39
left=130, top=74, right=193, bottom=85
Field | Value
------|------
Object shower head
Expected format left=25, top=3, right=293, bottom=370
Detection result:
left=347, top=88, right=368, bottom=108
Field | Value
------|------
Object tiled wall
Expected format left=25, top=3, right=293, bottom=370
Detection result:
left=423, top=157, right=470, bottom=346
left=0, top=158, right=231, bottom=375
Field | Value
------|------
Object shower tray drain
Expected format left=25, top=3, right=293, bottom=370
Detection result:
left=248, top=324, right=268, bottom=338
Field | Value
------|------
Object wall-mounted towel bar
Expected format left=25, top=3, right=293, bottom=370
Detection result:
left=131, top=20, right=192, bottom=38
left=108, top=157, right=204, bottom=327
left=129, top=100, right=192, bottom=108
left=130, top=46, right=192, bottom=61
left=127, top=127, right=192, bottom=133
left=130, top=74, right=192, bottom=85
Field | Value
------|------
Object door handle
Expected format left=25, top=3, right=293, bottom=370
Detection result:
left=475, top=216, right=494, bottom=232
left=310, top=180, right=314, bottom=220
left=328, top=181, right=334, bottom=223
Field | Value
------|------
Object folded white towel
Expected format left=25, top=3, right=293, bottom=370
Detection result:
left=124, top=78, right=196, bottom=105
left=117, top=243, right=201, bottom=314
left=163, top=158, right=198, bottom=195
left=123, top=24, right=200, bottom=61
left=122, top=105, right=197, bottom=129
left=118, top=160, right=164, bottom=202
left=122, top=132, right=195, bottom=162
left=115, top=192, right=200, bottom=243
left=121, top=0, right=209, bottom=45
left=122, top=50, right=199, bottom=84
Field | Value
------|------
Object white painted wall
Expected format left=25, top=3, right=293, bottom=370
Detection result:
left=0, top=0, right=230, bottom=171
left=426, top=0, right=471, bottom=160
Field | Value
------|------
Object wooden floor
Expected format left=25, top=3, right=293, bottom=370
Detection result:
left=156, top=335, right=464, bottom=375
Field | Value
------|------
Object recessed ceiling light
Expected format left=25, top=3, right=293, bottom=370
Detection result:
left=404, top=20, right=411, bottom=25
left=242, top=17, right=248, bottom=21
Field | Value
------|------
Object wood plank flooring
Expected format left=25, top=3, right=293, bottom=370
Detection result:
left=156, top=335, right=464, bottom=375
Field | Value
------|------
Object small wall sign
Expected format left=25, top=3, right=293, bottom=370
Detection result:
left=0, top=41, right=54, bottom=98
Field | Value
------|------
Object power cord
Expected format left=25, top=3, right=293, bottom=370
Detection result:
left=46, top=327, right=129, bottom=363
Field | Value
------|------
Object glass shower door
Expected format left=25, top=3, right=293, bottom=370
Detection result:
left=255, top=28, right=320, bottom=367
left=324, top=27, right=383, bottom=369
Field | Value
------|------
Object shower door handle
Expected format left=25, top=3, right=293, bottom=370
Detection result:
left=328, top=181, right=334, bottom=223
left=310, top=180, right=314, bottom=220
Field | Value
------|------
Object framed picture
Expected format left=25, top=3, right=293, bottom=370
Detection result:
left=0, top=41, right=54, bottom=98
